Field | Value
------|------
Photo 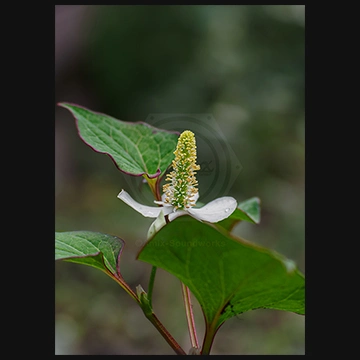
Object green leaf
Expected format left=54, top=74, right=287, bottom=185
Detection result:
left=58, top=103, right=179, bottom=178
left=55, top=231, right=138, bottom=302
left=55, top=231, right=124, bottom=275
left=138, top=216, right=304, bottom=333
left=216, top=197, right=261, bottom=231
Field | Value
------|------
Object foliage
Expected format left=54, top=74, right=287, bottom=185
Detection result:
left=55, top=104, right=305, bottom=355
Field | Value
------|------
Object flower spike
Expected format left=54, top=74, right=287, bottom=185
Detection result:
left=163, top=130, right=200, bottom=210
left=117, top=129, right=238, bottom=238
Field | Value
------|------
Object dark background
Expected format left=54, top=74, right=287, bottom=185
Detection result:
left=55, top=5, right=305, bottom=355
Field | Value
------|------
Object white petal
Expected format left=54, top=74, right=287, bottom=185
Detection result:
left=187, top=196, right=237, bottom=223
left=147, top=210, right=167, bottom=239
left=154, top=200, right=174, bottom=211
left=117, top=189, right=163, bottom=218
left=161, top=204, right=174, bottom=216
left=168, top=209, right=188, bottom=222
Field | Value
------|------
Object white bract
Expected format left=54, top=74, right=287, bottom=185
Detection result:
left=117, top=130, right=237, bottom=238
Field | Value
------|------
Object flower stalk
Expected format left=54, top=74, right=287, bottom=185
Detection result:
left=181, top=282, right=199, bottom=350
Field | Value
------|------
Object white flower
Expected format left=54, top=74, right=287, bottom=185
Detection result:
left=117, top=130, right=237, bottom=238
left=117, top=189, right=237, bottom=238
left=118, top=189, right=237, bottom=223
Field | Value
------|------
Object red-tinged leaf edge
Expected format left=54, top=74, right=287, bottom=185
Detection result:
left=58, top=102, right=180, bottom=179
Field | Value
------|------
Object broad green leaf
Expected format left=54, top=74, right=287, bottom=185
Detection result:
left=138, top=216, right=304, bottom=332
left=216, top=197, right=261, bottom=231
left=58, top=103, right=179, bottom=178
left=55, top=231, right=124, bottom=275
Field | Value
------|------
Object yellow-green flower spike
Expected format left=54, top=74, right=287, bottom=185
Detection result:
left=163, top=130, right=200, bottom=210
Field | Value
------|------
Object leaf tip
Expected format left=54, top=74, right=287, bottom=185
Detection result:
left=57, top=102, right=88, bottom=112
left=250, top=196, right=261, bottom=224
left=56, top=101, right=72, bottom=109
left=282, top=258, right=297, bottom=274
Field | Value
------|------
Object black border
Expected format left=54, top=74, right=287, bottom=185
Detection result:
left=12, top=2, right=334, bottom=357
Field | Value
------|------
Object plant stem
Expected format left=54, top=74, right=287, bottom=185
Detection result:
left=181, top=282, right=199, bottom=350
left=145, top=311, right=187, bottom=355
left=111, top=272, right=186, bottom=355
left=105, top=269, right=139, bottom=303
left=145, top=174, right=162, bottom=201
left=200, top=323, right=218, bottom=355
left=148, top=265, right=157, bottom=308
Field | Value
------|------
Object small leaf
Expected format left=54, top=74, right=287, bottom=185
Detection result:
left=55, top=231, right=124, bottom=275
left=138, top=216, right=304, bottom=333
left=58, top=103, right=179, bottom=178
left=216, top=197, right=261, bottom=231
left=55, top=231, right=138, bottom=302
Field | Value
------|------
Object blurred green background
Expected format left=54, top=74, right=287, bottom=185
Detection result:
left=55, top=5, right=305, bottom=355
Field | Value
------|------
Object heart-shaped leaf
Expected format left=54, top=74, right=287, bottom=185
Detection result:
left=58, top=103, right=179, bottom=178
left=138, top=216, right=304, bottom=334
left=216, top=197, right=261, bottom=231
